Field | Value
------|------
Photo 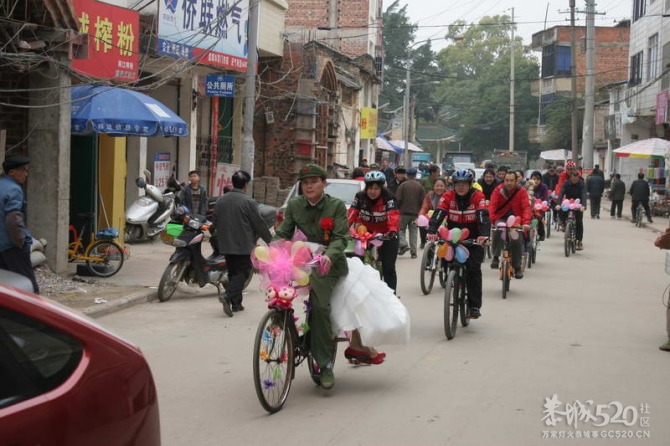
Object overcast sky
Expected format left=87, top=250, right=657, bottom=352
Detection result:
left=402, top=0, right=632, bottom=51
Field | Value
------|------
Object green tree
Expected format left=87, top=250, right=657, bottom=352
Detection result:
left=436, top=16, right=541, bottom=160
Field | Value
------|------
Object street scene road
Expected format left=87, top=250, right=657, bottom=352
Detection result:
left=99, top=216, right=669, bottom=445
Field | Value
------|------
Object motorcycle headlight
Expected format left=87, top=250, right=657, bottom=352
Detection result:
left=187, top=219, right=201, bottom=230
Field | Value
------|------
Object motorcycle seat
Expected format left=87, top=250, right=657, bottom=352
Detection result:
left=205, top=254, right=227, bottom=267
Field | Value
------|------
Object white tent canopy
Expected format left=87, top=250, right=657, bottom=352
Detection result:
left=388, top=140, right=423, bottom=152
left=540, top=149, right=572, bottom=161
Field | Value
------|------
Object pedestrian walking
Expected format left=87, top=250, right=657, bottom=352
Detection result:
left=420, top=164, right=440, bottom=193
left=395, top=168, right=424, bottom=258
left=0, top=156, right=39, bottom=293
left=179, top=170, right=209, bottom=216
left=274, top=164, right=350, bottom=389
left=609, top=173, right=625, bottom=219
left=214, top=170, right=272, bottom=316
left=586, top=169, right=605, bottom=219
left=629, top=172, right=653, bottom=223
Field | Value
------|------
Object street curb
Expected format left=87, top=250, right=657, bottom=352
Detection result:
left=81, top=288, right=157, bottom=319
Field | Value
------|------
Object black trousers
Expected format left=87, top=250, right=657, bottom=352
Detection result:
left=610, top=200, right=623, bottom=218
left=491, top=226, right=524, bottom=270
left=632, top=200, right=652, bottom=221
left=589, top=195, right=602, bottom=217
left=224, top=254, right=252, bottom=306
left=560, top=210, right=584, bottom=241
left=378, top=237, right=399, bottom=292
left=0, top=245, right=39, bottom=294
left=466, top=244, right=484, bottom=309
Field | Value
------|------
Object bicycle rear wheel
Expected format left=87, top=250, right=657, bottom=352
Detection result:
left=253, top=309, right=295, bottom=414
left=443, top=269, right=458, bottom=339
left=420, top=242, right=437, bottom=295
left=571, top=225, right=577, bottom=253
left=439, top=259, right=447, bottom=288
left=564, top=222, right=572, bottom=257
left=86, top=240, right=124, bottom=277
left=501, top=259, right=510, bottom=299
left=635, top=207, right=643, bottom=227
left=546, top=213, right=552, bottom=239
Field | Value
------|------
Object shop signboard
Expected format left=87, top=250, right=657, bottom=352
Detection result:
left=153, top=153, right=172, bottom=189
left=360, top=107, right=378, bottom=139
left=72, top=0, right=139, bottom=81
left=157, top=0, right=249, bottom=72
left=213, top=162, right=240, bottom=197
left=205, top=74, right=235, bottom=97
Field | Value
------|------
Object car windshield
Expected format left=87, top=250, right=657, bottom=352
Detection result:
left=325, top=182, right=362, bottom=205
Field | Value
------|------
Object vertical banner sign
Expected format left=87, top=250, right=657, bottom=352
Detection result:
left=213, top=163, right=240, bottom=196
left=360, top=107, right=378, bottom=139
left=153, top=153, right=172, bottom=189
left=72, top=0, right=139, bottom=81
left=656, top=91, right=668, bottom=125
left=157, top=0, right=250, bottom=72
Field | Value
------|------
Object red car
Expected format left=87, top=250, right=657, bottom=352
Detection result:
left=0, top=270, right=160, bottom=445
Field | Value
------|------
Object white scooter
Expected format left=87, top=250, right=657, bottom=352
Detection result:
left=125, top=170, right=181, bottom=243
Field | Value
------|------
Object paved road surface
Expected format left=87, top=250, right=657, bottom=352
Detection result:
left=100, top=216, right=669, bottom=445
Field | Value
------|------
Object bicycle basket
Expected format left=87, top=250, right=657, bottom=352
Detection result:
left=96, top=227, right=119, bottom=239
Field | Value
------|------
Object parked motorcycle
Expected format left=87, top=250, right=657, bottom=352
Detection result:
left=125, top=170, right=182, bottom=243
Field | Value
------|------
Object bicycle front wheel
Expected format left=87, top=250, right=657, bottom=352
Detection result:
left=253, top=309, right=295, bottom=414
left=443, top=269, right=459, bottom=340
left=86, top=240, right=124, bottom=277
left=564, top=222, right=572, bottom=257
left=420, top=242, right=437, bottom=295
left=501, top=259, right=510, bottom=299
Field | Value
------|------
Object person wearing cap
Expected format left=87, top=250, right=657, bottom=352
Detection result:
left=394, top=166, right=407, bottom=190
left=395, top=167, right=425, bottom=258
left=0, top=156, right=39, bottom=293
left=215, top=170, right=273, bottom=316
left=274, top=163, right=349, bottom=390
left=542, top=165, right=559, bottom=191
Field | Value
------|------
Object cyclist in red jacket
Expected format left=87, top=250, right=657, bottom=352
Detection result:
left=489, top=170, right=532, bottom=278
left=347, top=170, right=401, bottom=293
left=426, top=169, right=490, bottom=319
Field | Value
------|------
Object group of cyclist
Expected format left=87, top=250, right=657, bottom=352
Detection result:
left=272, top=160, right=588, bottom=390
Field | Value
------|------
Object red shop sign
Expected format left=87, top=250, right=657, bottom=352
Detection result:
left=72, top=0, right=139, bottom=81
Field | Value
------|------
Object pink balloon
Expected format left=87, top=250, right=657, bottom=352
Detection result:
left=506, top=215, right=516, bottom=227
left=438, top=226, right=449, bottom=240
left=460, top=228, right=470, bottom=240
left=445, top=245, right=454, bottom=261
left=514, top=216, right=521, bottom=226
left=535, top=203, right=542, bottom=210
left=416, top=214, right=429, bottom=227
left=510, top=229, right=520, bottom=240
left=541, top=204, right=549, bottom=211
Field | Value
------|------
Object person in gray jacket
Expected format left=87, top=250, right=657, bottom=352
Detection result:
left=609, top=173, right=625, bottom=219
left=585, top=170, right=605, bottom=219
left=214, top=170, right=272, bottom=316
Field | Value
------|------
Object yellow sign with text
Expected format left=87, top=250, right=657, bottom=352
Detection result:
left=360, top=107, right=378, bottom=139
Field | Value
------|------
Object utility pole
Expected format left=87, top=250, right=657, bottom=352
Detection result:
left=509, top=7, right=515, bottom=152
left=570, top=0, right=579, bottom=162
left=581, top=0, right=596, bottom=169
left=403, top=57, right=411, bottom=168
left=241, top=0, right=260, bottom=177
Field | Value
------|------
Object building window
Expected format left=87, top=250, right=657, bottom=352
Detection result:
left=648, top=34, right=659, bottom=81
left=542, top=44, right=571, bottom=78
left=633, top=0, right=646, bottom=22
left=630, top=51, right=643, bottom=85
left=662, top=42, right=670, bottom=90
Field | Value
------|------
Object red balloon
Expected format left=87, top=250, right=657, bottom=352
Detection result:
left=438, top=226, right=449, bottom=240
left=461, top=228, right=470, bottom=240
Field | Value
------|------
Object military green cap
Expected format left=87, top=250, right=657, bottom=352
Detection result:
left=298, top=163, right=327, bottom=180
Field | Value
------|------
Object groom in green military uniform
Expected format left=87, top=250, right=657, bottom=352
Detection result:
left=274, top=164, right=349, bottom=389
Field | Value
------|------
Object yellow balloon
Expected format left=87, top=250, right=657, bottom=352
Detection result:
left=427, top=210, right=434, bottom=218
left=254, top=246, right=270, bottom=262
left=294, top=268, right=310, bottom=286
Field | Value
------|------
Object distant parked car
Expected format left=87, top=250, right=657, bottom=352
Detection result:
left=0, top=270, right=161, bottom=445
left=276, top=178, right=365, bottom=226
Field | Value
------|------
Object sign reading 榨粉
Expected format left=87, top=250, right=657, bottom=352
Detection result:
left=157, top=0, right=249, bottom=72
left=205, top=74, right=236, bottom=97
left=72, top=0, right=139, bottom=81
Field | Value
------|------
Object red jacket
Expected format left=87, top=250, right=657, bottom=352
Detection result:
left=347, top=190, right=400, bottom=234
left=553, top=170, right=582, bottom=198
left=432, top=189, right=487, bottom=238
left=489, top=183, right=532, bottom=225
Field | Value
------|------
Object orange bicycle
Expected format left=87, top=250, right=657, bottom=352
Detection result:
left=68, top=212, right=125, bottom=277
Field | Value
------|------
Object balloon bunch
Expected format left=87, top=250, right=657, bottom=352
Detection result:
left=496, top=215, right=523, bottom=241
left=560, top=198, right=584, bottom=212
left=251, top=238, right=321, bottom=309
left=435, top=226, right=470, bottom=263
left=533, top=198, right=549, bottom=217
left=349, top=225, right=384, bottom=256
